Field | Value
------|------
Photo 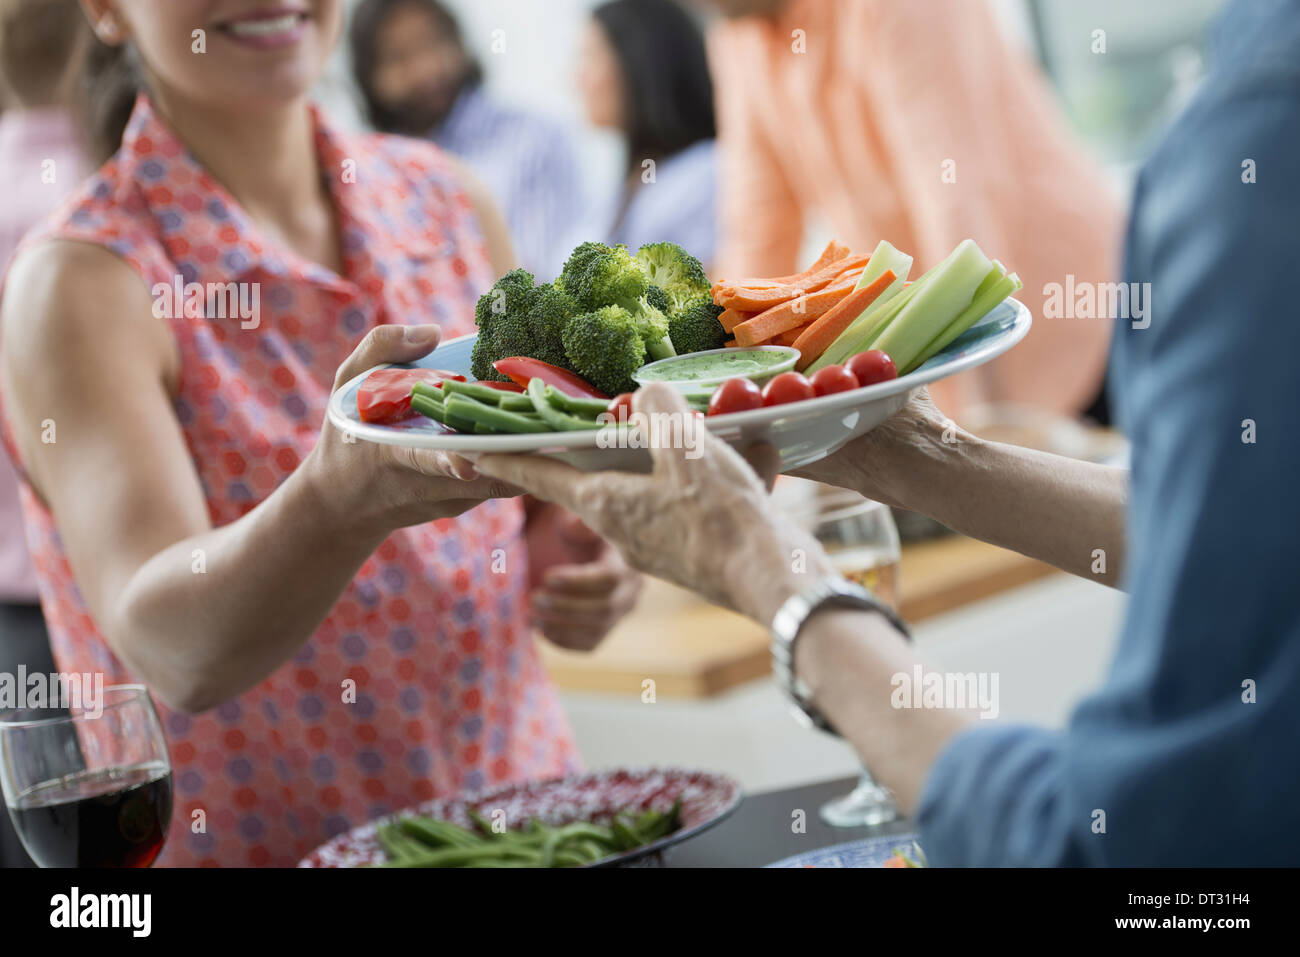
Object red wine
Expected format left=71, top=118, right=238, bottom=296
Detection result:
left=8, top=764, right=173, bottom=868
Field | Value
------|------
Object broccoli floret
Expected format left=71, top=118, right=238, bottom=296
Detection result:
left=668, top=295, right=728, bottom=355
left=636, top=242, right=710, bottom=309
left=472, top=268, right=536, bottom=380
left=629, top=294, right=674, bottom=360
left=645, top=283, right=670, bottom=314
left=524, top=282, right=577, bottom=370
left=558, top=242, right=675, bottom=360
left=562, top=305, right=648, bottom=396
left=586, top=244, right=648, bottom=310
left=471, top=269, right=580, bottom=380
left=558, top=241, right=608, bottom=307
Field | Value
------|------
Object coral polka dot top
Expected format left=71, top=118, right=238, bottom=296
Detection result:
left=3, top=95, right=579, bottom=866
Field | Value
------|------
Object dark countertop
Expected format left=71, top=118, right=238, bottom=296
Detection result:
left=664, top=774, right=917, bottom=867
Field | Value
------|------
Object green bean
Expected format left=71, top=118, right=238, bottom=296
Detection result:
left=411, top=393, right=479, bottom=433
left=461, top=859, right=528, bottom=868
left=544, top=386, right=613, bottom=418
left=538, top=828, right=562, bottom=868
left=610, top=816, right=642, bottom=852
left=377, top=843, right=541, bottom=868
left=573, top=839, right=610, bottom=863
left=467, top=808, right=501, bottom=839
left=444, top=394, right=552, bottom=434
left=399, top=816, right=480, bottom=849
left=553, top=849, right=587, bottom=868
left=377, top=822, right=430, bottom=861
left=553, top=822, right=618, bottom=849
left=636, top=813, right=674, bottom=843
left=498, top=393, right=536, bottom=413
left=526, top=378, right=605, bottom=431
left=435, top=378, right=527, bottom=405
left=409, top=392, right=446, bottom=423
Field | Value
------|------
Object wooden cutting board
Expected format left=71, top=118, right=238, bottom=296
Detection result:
left=539, top=534, right=1058, bottom=697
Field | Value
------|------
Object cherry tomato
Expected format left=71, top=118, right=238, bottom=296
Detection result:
left=607, top=392, right=635, bottom=419
left=761, top=371, right=816, bottom=407
left=809, top=364, right=860, bottom=397
left=707, top=377, right=764, bottom=416
left=846, top=349, right=898, bottom=387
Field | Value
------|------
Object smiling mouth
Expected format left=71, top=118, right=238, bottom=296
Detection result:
left=218, top=10, right=309, bottom=41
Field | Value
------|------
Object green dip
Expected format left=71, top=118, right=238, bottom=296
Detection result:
left=635, top=347, right=796, bottom=385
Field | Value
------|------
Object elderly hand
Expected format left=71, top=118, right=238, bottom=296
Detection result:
left=476, top=384, right=836, bottom=625
left=789, top=387, right=955, bottom=509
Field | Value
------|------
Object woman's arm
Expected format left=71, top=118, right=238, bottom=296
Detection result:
left=1, top=241, right=516, bottom=713
left=796, top=391, right=1128, bottom=588
left=447, top=156, right=516, bottom=278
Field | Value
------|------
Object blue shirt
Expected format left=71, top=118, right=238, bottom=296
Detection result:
left=607, top=140, right=718, bottom=268
left=433, top=85, right=585, bottom=280
left=558, top=139, right=718, bottom=275
left=915, top=0, right=1300, bottom=865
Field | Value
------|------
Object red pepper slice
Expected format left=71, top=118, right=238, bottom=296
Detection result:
left=473, top=379, right=526, bottom=393
left=492, top=357, right=608, bottom=399
left=357, top=367, right=466, bottom=424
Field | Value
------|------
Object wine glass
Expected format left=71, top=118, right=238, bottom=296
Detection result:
left=0, top=684, right=174, bottom=867
left=785, top=480, right=904, bottom=828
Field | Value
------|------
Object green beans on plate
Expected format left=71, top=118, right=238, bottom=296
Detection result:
left=370, top=800, right=683, bottom=868
left=406, top=377, right=623, bottom=435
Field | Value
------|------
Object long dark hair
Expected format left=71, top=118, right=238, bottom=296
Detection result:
left=78, top=35, right=140, bottom=164
left=592, top=0, right=716, bottom=176
left=350, top=0, right=482, bottom=133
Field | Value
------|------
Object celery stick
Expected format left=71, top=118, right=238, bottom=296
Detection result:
left=854, top=240, right=912, bottom=297
left=804, top=242, right=913, bottom=374
left=907, top=270, right=1022, bottom=372
left=870, top=240, right=993, bottom=374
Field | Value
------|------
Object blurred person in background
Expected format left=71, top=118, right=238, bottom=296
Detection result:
left=0, top=0, right=89, bottom=869
left=701, top=0, right=1122, bottom=419
left=575, top=0, right=718, bottom=270
left=350, top=0, right=585, bottom=280
left=0, top=0, right=639, bottom=867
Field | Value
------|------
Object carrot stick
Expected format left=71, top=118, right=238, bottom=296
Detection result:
left=718, top=308, right=755, bottom=333
left=710, top=241, right=850, bottom=296
left=792, top=270, right=896, bottom=371
left=832, top=263, right=866, bottom=284
left=723, top=338, right=740, bottom=348
left=774, top=325, right=809, bottom=346
left=719, top=254, right=870, bottom=311
left=732, top=282, right=855, bottom=347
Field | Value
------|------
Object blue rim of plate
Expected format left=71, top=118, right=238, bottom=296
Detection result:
left=766, top=832, right=922, bottom=868
left=327, top=298, right=1030, bottom=452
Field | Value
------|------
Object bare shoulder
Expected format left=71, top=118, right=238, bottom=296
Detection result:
left=2, top=238, right=177, bottom=389
left=440, top=154, right=517, bottom=276
left=440, top=154, right=492, bottom=210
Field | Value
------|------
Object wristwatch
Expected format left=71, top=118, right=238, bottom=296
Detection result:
left=770, top=577, right=911, bottom=736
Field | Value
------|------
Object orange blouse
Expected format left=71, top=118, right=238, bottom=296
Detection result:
left=709, top=0, right=1123, bottom=415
